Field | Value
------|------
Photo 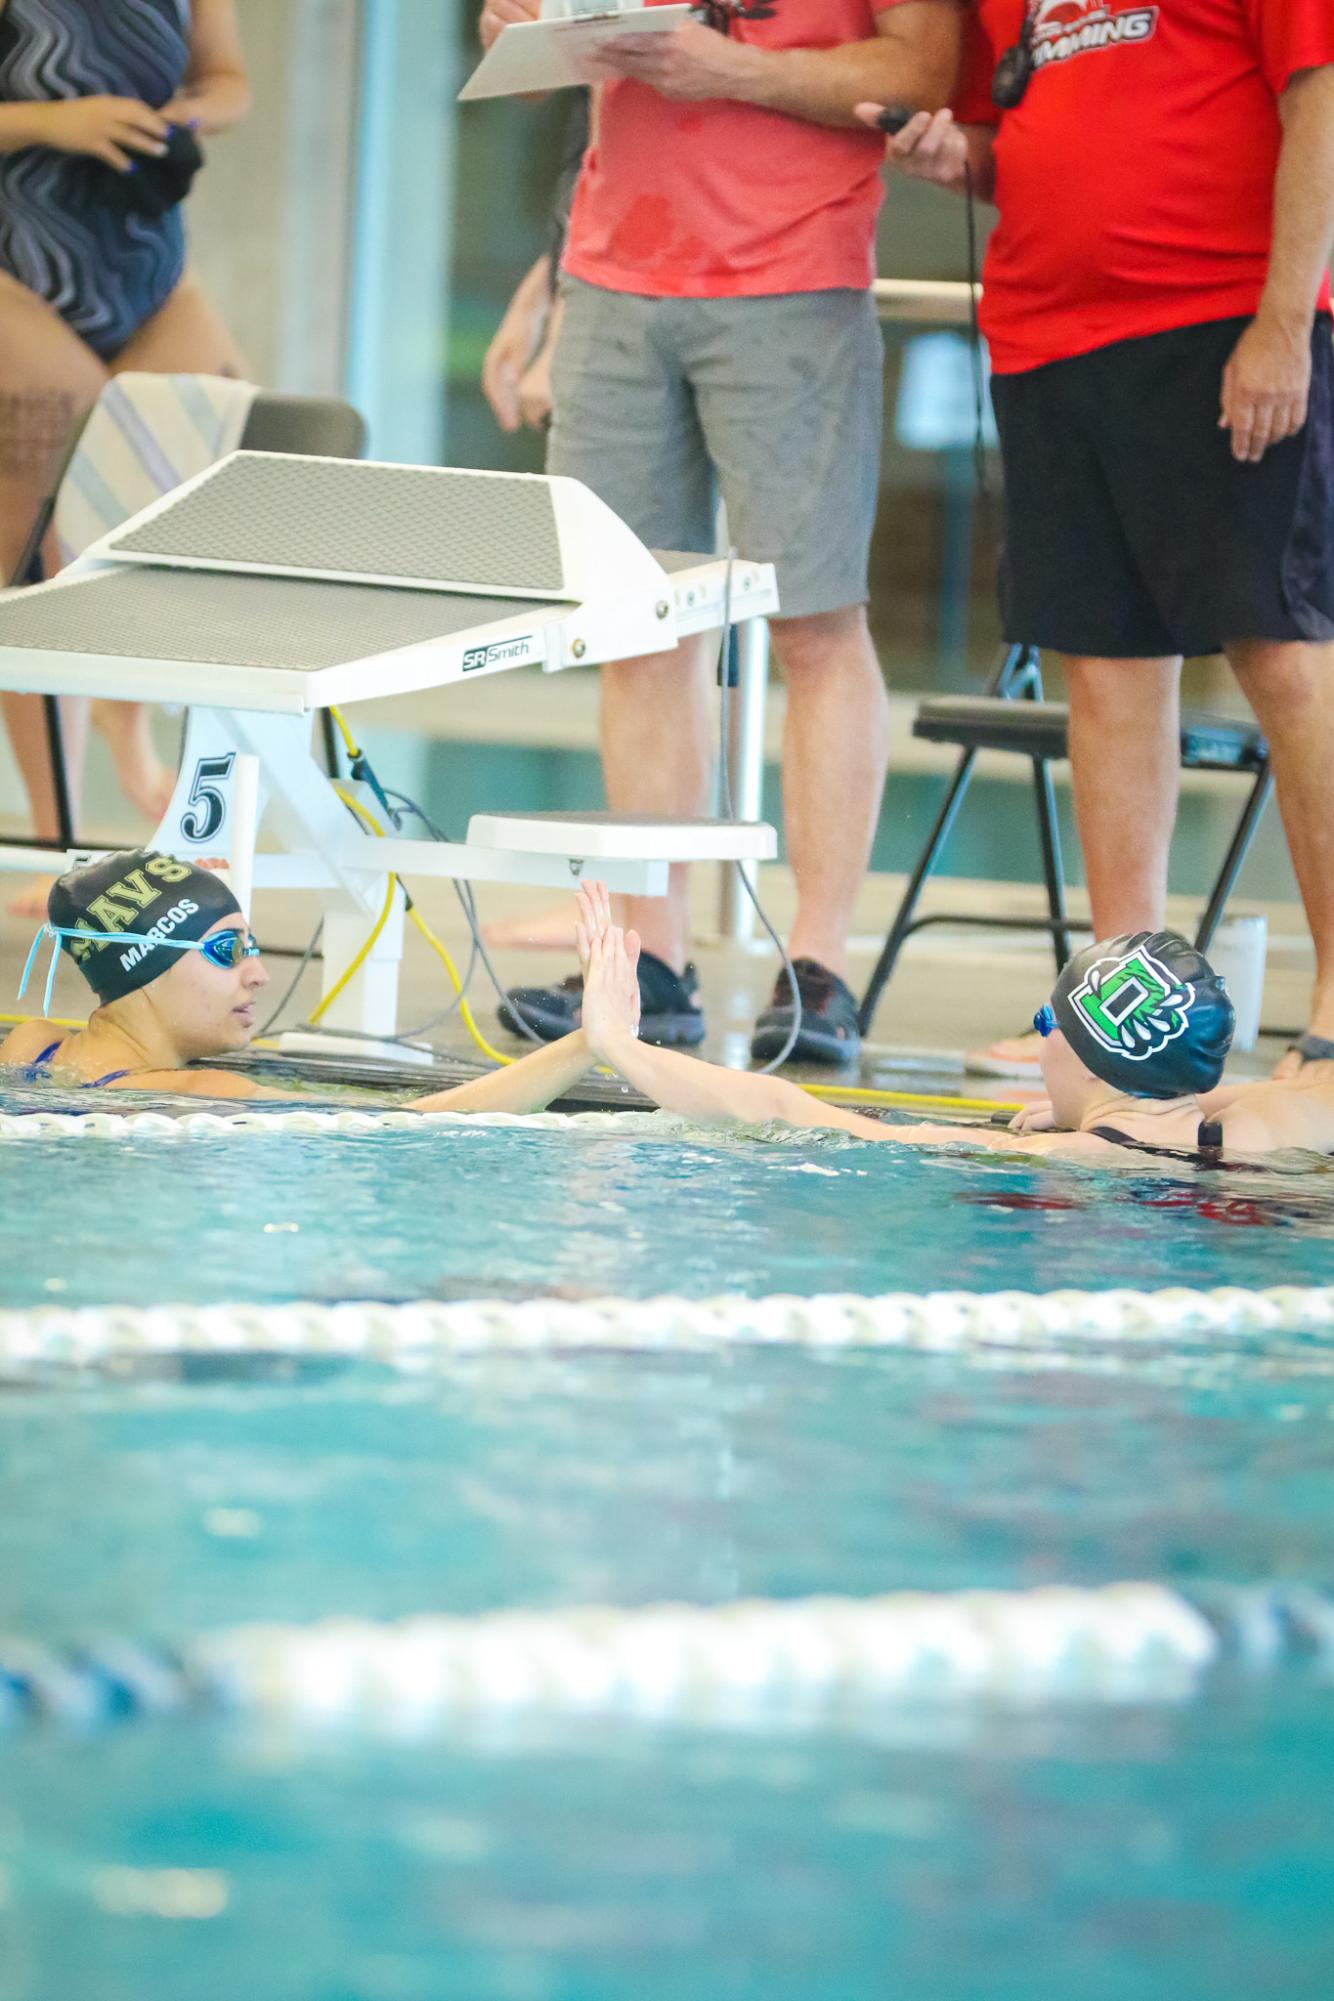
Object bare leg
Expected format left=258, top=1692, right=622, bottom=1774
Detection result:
left=110, top=271, right=246, bottom=377
left=599, top=635, right=714, bottom=971
left=1064, top=653, right=1182, bottom=934
left=88, top=273, right=249, bottom=826
left=967, top=654, right=1180, bottom=1073
left=0, top=271, right=107, bottom=912
left=1228, top=636, right=1334, bottom=1068
left=773, top=605, right=890, bottom=979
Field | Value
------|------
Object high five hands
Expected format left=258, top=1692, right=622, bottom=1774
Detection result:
left=574, top=881, right=641, bottom=1059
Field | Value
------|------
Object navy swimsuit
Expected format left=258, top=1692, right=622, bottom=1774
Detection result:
left=23, top=1039, right=131, bottom=1088
left=0, top=0, right=192, bottom=358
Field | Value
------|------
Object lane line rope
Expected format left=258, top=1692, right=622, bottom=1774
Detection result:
left=3, top=1287, right=1334, bottom=1370
left=3, top=1580, right=1332, bottom=1734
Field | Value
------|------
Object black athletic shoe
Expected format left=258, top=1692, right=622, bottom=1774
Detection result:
left=498, top=950, right=707, bottom=1048
left=750, top=958, right=861, bottom=1067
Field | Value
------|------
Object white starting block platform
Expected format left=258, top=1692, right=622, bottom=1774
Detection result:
left=0, top=453, right=778, bottom=1049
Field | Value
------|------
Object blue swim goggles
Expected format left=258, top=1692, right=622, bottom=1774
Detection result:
left=1032, top=1004, right=1057, bottom=1037
left=18, top=922, right=259, bottom=1015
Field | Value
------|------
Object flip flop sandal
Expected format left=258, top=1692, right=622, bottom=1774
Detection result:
left=1286, top=1033, right=1334, bottom=1070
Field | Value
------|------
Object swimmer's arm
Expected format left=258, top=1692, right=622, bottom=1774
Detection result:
left=589, top=1034, right=1103, bottom=1149
left=585, top=1027, right=896, bottom=1137
left=0, top=1019, right=64, bottom=1066
left=405, top=1029, right=596, bottom=1116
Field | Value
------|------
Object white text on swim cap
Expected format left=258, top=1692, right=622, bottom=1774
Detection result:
left=118, top=900, right=201, bottom=973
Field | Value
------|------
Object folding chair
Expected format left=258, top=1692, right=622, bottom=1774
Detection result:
left=7, top=379, right=366, bottom=849
left=857, top=643, right=1274, bottom=1036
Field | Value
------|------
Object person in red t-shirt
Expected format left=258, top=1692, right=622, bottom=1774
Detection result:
left=859, top=0, right=1334, bottom=1080
left=478, top=0, right=960, bottom=1066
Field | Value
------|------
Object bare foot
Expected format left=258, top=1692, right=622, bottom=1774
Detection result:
left=5, top=874, right=55, bottom=920
left=964, top=1029, right=1044, bottom=1078
left=90, top=700, right=176, bottom=827
left=480, top=902, right=576, bottom=952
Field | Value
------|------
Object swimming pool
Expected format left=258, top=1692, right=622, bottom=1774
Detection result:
left=3, top=1099, right=1334, bottom=1999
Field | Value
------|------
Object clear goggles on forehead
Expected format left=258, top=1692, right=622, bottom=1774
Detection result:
left=18, top=922, right=259, bottom=1014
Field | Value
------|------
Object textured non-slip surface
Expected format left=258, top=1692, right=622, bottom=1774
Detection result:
left=0, top=567, right=550, bottom=672
left=110, top=454, right=568, bottom=594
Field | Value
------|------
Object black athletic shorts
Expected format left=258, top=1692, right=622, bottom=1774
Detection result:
left=989, top=314, right=1334, bottom=659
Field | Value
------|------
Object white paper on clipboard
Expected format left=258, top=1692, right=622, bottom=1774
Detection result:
left=459, top=3, right=694, bottom=101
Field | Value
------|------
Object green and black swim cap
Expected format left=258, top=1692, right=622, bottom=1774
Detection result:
left=1051, top=931, right=1234, bottom=1099
left=48, top=849, right=242, bottom=1006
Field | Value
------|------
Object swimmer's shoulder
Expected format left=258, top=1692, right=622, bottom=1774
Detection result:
left=0, top=1017, right=68, bottom=1067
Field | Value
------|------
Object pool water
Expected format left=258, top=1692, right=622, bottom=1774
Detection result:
left=3, top=1115, right=1334, bottom=1309
left=3, top=1107, right=1334, bottom=1999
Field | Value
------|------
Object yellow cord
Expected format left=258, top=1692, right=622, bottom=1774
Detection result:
left=328, top=772, right=515, bottom=1066
left=318, top=708, right=1028, bottom=1103
left=801, top=1083, right=1024, bottom=1115
left=307, top=871, right=398, bottom=1026
left=407, top=904, right=515, bottom=1066
left=328, top=705, right=360, bottom=760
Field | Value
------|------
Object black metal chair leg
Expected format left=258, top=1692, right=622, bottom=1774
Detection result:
left=42, top=695, right=75, bottom=848
left=1193, top=762, right=1274, bottom=955
left=1031, top=755, right=1072, bottom=972
left=858, top=746, right=980, bottom=1036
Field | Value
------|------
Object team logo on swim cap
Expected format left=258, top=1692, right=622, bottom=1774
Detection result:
left=1066, top=945, right=1194, bottom=1063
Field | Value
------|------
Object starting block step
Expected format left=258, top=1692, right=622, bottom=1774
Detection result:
left=466, top=811, right=777, bottom=864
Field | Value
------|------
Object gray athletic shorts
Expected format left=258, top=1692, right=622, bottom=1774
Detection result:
left=548, top=276, right=884, bottom=622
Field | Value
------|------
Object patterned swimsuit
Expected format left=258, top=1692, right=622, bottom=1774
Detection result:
left=0, top=0, right=191, bottom=358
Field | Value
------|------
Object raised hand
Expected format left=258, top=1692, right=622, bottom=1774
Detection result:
left=575, top=881, right=641, bottom=1056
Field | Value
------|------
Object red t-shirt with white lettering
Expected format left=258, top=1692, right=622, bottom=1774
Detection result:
left=563, top=0, right=904, bottom=298
left=954, top=0, right=1334, bottom=373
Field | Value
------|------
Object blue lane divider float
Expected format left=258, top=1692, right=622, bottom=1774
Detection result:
left=2, top=1582, right=1332, bottom=1735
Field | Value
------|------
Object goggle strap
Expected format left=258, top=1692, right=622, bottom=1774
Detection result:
left=15, top=923, right=49, bottom=1006
left=41, top=932, right=60, bottom=1016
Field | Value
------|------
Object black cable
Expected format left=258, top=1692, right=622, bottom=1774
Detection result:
left=256, top=920, right=323, bottom=1037
left=379, top=786, right=544, bottom=1046
left=963, top=159, right=991, bottom=502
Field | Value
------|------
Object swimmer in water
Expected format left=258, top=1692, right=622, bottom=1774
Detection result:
left=4, top=856, right=1330, bottom=1160
left=0, top=850, right=627, bottom=1111
left=565, top=882, right=1334, bottom=1165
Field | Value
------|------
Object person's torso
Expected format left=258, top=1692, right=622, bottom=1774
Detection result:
left=564, top=0, right=892, bottom=298
left=0, top=0, right=191, bottom=111
left=971, top=0, right=1330, bottom=371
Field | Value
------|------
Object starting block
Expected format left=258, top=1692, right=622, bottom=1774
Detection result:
left=0, top=452, right=779, bottom=1051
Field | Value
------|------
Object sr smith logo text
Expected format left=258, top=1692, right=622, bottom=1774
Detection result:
left=1032, top=0, right=1159, bottom=67
left=462, top=636, right=536, bottom=674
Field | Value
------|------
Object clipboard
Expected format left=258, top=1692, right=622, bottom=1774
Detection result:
left=459, top=3, right=695, bottom=101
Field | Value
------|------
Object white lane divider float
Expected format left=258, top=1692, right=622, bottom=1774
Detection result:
left=3, top=1580, right=1332, bottom=1734
left=0, top=1106, right=693, bottom=1139
left=2, top=1287, right=1333, bottom=1374
left=0, top=1584, right=1228, bottom=1732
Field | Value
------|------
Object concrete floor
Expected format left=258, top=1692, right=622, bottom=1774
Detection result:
left=0, top=840, right=1310, bottom=1102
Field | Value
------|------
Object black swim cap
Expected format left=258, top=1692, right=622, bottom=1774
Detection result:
left=48, top=849, right=242, bottom=1006
left=1051, top=931, right=1234, bottom=1099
